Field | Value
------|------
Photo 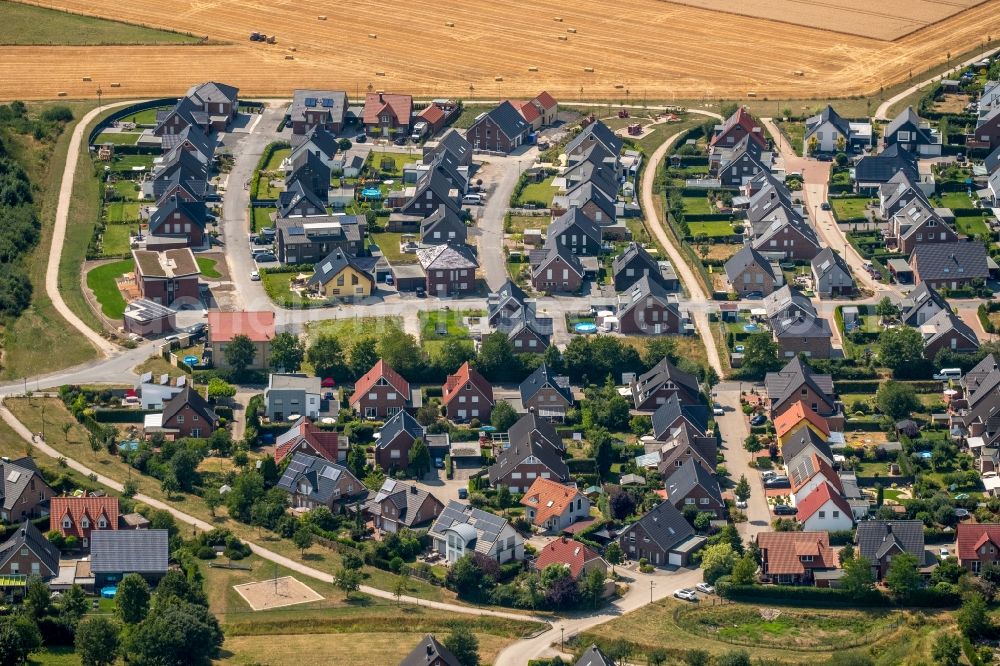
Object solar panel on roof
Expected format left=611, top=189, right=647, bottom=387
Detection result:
left=321, top=98, right=333, bottom=108
left=304, top=97, right=317, bottom=107
left=289, top=227, right=305, bottom=236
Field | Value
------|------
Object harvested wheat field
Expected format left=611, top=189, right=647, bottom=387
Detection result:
left=1, top=0, right=999, bottom=101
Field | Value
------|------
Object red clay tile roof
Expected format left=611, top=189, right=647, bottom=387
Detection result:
left=508, top=100, right=540, bottom=124
left=957, top=523, right=1000, bottom=561
left=350, top=359, right=410, bottom=406
left=791, top=454, right=843, bottom=496
left=520, top=477, right=585, bottom=526
left=710, top=106, right=765, bottom=148
left=418, top=104, right=446, bottom=125
left=50, top=496, right=119, bottom=539
left=532, top=91, right=557, bottom=110
left=363, top=92, right=412, bottom=125
left=442, top=362, right=494, bottom=407
left=534, top=536, right=604, bottom=579
left=207, top=311, right=275, bottom=343
left=274, top=418, right=341, bottom=465
left=775, top=401, right=830, bottom=439
left=794, top=481, right=852, bottom=523
left=757, top=531, right=837, bottom=576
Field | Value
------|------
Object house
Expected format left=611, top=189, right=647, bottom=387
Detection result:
left=856, top=520, right=926, bottom=579
left=508, top=412, right=564, bottom=452
left=289, top=126, right=338, bottom=171
left=278, top=179, right=328, bottom=218
left=855, top=145, right=920, bottom=192
left=552, top=180, right=617, bottom=228
left=485, top=280, right=554, bottom=352
left=950, top=355, right=1000, bottom=451
left=265, top=373, right=322, bottom=421
left=364, top=479, right=444, bottom=533
left=429, top=500, right=524, bottom=564
left=442, top=362, right=494, bottom=422
left=142, top=148, right=209, bottom=202
left=920, top=309, right=980, bottom=358
left=159, top=125, right=215, bottom=164
left=400, top=168, right=461, bottom=218
left=286, top=149, right=331, bottom=202
left=122, top=299, right=177, bottom=337
left=724, top=245, right=781, bottom=296
left=795, top=481, right=853, bottom=532
left=287, top=89, right=347, bottom=135
left=710, top=106, right=767, bottom=152
left=616, top=501, right=704, bottom=567
left=274, top=417, right=343, bottom=465
left=956, top=523, right=1000, bottom=574
left=531, top=242, right=584, bottom=294
left=465, top=101, right=530, bottom=153
left=562, top=148, right=619, bottom=196
left=154, top=96, right=210, bottom=136
left=616, top=275, right=683, bottom=335
left=879, top=171, right=931, bottom=220
left=565, top=120, right=623, bottom=162
left=520, top=478, right=590, bottom=532
left=277, top=452, right=363, bottom=511
left=811, top=248, right=855, bottom=298
left=519, top=363, right=573, bottom=419
left=0, top=520, right=60, bottom=579
left=901, top=283, right=950, bottom=326
left=50, top=496, right=118, bottom=550
left=488, top=430, right=569, bottom=493
left=768, top=293, right=833, bottom=359
left=90, top=530, right=169, bottom=587
left=612, top=242, right=677, bottom=292
left=420, top=206, right=467, bottom=246
left=887, top=200, right=957, bottom=255
left=416, top=243, right=478, bottom=296
left=911, top=242, right=989, bottom=290
left=651, top=394, right=710, bottom=442
left=664, top=458, right=725, bottom=518
left=716, top=135, right=772, bottom=187
left=884, top=106, right=942, bottom=157
left=803, top=105, right=851, bottom=154
left=423, top=129, right=473, bottom=168
left=186, top=81, right=239, bottom=128
left=133, top=248, right=201, bottom=307
left=781, top=425, right=834, bottom=470
left=774, top=400, right=830, bottom=450
left=150, top=384, right=219, bottom=439
left=136, top=372, right=185, bottom=410
left=750, top=211, right=822, bottom=261
left=630, top=357, right=702, bottom=411
left=0, top=457, right=51, bottom=523
left=206, top=311, right=275, bottom=371
left=276, top=214, right=365, bottom=265
left=351, top=360, right=413, bottom=420
left=547, top=208, right=603, bottom=256
left=985, top=144, right=1000, bottom=174
left=307, top=247, right=374, bottom=300
left=363, top=92, right=413, bottom=136
left=146, top=194, right=210, bottom=249
left=373, top=410, right=425, bottom=473
left=399, top=635, right=463, bottom=666
left=654, top=428, right=718, bottom=478
left=509, top=92, right=558, bottom=129
left=764, top=357, right=839, bottom=425
left=416, top=99, right=460, bottom=135
left=756, top=531, right=838, bottom=585
left=534, top=537, right=607, bottom=581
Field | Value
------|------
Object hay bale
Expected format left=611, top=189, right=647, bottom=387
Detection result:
left=110, top=82, right=121, bottom=88
left=58, top=91, right=67, bottom=97
left=494, top=76, right=503, bottom=81
left=567, top=28, right=577, bottom=33
left=317, top=15, right=327, bottom=20
left=446, top=21, right=455, bottom=27
left=82, top=76, right=92, bottom=82
left=528, top=66, right=539, bottom=72
left=584, top=67, right=594, bottom=73
left=368, top=33, right=377, bottom=39
left=554, top=16, right=563, bottom=21
left=376, top=71, right=386, bottom=76
left=558, top=35, right=568, bottom=41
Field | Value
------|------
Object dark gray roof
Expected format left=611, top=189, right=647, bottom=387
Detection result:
left=900, top=283, right=950, bottom=326
left=855, top=144, right=918, bottom=184
left=405, top=169, right=461, bottom=216
left=416, top=242, right=478, bottom=271
left=377, top=410, right=425, bottom=449
left=278, top=179, right=328, bottom=217
left=1, top=459, right=46, bottom=512
left=986, top=144, right=1000, bottom=174
left=160, top=124, right=215, bottom=159
left=574, top=645, right=615, bottom=666
left=805, top=105, right=850, bottom=141
left=365, top=479, right=441, bottom=529
left=420, top=206, right=467, bottom=245
left=771, top=309, right=832, bottom=341
left=428, top=500, right=513, bottom=554
left=398, top=635, right=463, bottom=666
left=665, top=457, right=722, bottom=506
left=856, top=520, right=924, bottom=561
left=613, top=242, right=669, bottom=290
left=724, top=245, right=772, bottom=283
left=308, top=248, right=372, bottom=287
left=921, top=310, right=979, bottom=350
left=811, top=248, right=853, bottom=282
left=911, top=242, right=989, bottom=282
left=632, top=357, right=701, bottom=405
left=156, top=96, right=209, bottom=132
left=488, top=434, right=569, bottom=484
left=565, top=120, right=623, bottom=159
left=885, top=106, right=933, bottom=145
left=187, top=81, right=239, bottom=106
left=563, top=179, right=616, bottom=221
left=519, top=363, right=573, bottom=405
left=90, top=529, right=169, bottom=574
left=548, top=207, right=602, bottom=246
left=0, top=520, right=60, bottom=576
left=289, top=89, right=347, bottom=125
left=764, top=358, right=835, bottom=411
left=508, top=412, right=562, bottom=450
left=964, top=354, right=999, bottom=395
left=480, top=101, right=530, bottom=140
left=781, top=425, right=833, bottom=467
left=161, top=384, right=217, bottom=426
left=277, top=452, right=361, bottom=504
left=292, top=125, right=338, bottom=158
left=533, top=241, right=584, bottom=277
left=617, top=275, right=679, bottom=319
left=435, top=129, right=473, bottom=164
left=652, top=394, right=708, bottom=440
left=618, top=501, right=695, bottom=552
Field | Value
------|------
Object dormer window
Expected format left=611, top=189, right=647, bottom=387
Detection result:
left=98, top=517, right=107, bottom=529
left=62, top=517, right=72, bottom=529
left=81, top=517, right=90, bottom=529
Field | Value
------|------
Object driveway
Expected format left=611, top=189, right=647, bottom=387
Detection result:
left=474, top=147, right=538, bottom=290
left=713, top=383, right=771, bottom=539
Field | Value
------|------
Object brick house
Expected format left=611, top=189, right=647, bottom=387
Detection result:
left=152, top=385, right=219, bottom=439
left=887, top=201, right=957, bottom=256
left=531, top=243, right=584, bottom=294
left=373, top=410, right=425, bottom=474
left=519, top=363, right=573, bottom=420
left=273, top=417, right=343, bottom=465
left=442, top=362, right=494, bottom=423
left=969, top=107, right=1000, bottom=151
left=276, top=452, right=364, bottom=511
left=547, top=208, right=603, bottom=256
left=146, top=194, right=210, bottom=250
left=349, top=360, right=412, bottom=420
left=520, top=477, right=591, bottom=533
left=616, top=275, right=683, bottom=335
left=487, top=434, right=569, bottom=493
left=774, top=401, right=830, bottom=450
left=363, top=479, right=444, bottom=533
left=616, top=501, right=703, bottom=567
left=287, top=89, right=347, bottom=135
left=910, top=242, right=989, bottom=291
left=399, top=636, right=463, bottom=666
left=1, top=458, right=53, bottom=523
left=764, top=358, right=839, bottom=424
left=957, top=523, right=1000, bottom=574
left=0, top=520, right=60, bottom=579
left=133, top=248, right=201, bottom=307
left=664, top=458, right=725, bottom=518
left=756, top=531, right=838, bottom=585
left=363, top=92, right=413, bottom=136
left=206, top=311, right=275, bottom=371
left=465, top=101, right=530, bottom=153
left=920, top=310, right=980, bottom=359
left=710, top=106, right=767, bottom=151
left=50, top=495, right=119, bottom=550
left=856, top=520, right=926, bottom=580
left=612, top=242, right=676, bottom=293
left=533, top=537, right=607, bottom=581
left=417, top=243, right=478, bottom=296
left=724, top=245, right=780, bottom=296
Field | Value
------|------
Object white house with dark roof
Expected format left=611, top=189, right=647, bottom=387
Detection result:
left=428, top=500, right=523, bottom=563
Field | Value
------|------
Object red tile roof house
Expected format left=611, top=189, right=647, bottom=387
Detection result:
left=520, top=477, right=591, bottom=533
left=756, top=531, right=839, bottom=585
left=794, top=481, right=854, bottom=532
left=710, top=106, right=767, bottom=152
left=957, top=523, right=1000, bottom=574
left=274, top=416, right=344, bottom=465
left=363, top=92, right=413, bottom=137
left=133, top=248, right=201, bottom=308
left=533, top=537, right=607, bottom=581
left=789, top=453, right=843, bottom=506
left=372, top=410, right=425, bottom=474
left=206, top=311, right=275, bottom=371
left=147, top=385, right=220, bottom=439
left=417, top=99, right=460, bottom=134
left=507, top=92, right=558, bottom=131
left=442, top=362, right=494, bottom=423
left=350, top=360, right=414, bottom=420
left=50, top=495, right=119, bottom=550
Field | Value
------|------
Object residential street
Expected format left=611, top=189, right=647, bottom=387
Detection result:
left=713, top=383, right=771, bottom=539
left=474, top=148, right=538, bottom=290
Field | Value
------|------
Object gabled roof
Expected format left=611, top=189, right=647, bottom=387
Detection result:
left=652, top=393, right=709, bottom=440
left=574, top=645, right=615, bottom=666
left=612, top=241, right=659, bottom=279
left=765, top=358, right=835, bottom=411
left=186, top=81, right=239, bottom=106
left=508, top=99, right=540, bottom=124
left=775, top=401, right=831, bottom=439
left=1, top=459, right=48, bottom=512
left=964, top=354, right=999, bottom=395
left=711, top=106, right=765, bottom=147
left=292, top=125, right=338, bottom=159
left=50, top=496, right=119, bottom=538
left=162, top=384, right=218, bottom=427
left=885, top=106, right=933, bottom=144
left=207, top=311, right=275, bottom=343
left=156, top=96, right=209, bottom=132
left=519, top=363, right=573, bottom=405
left=376, top=409, right=424, bottom=449
left=160, top=124, right=215, bottom=159
left=805, top=105, right=850, bottom=141
left=429, top=129, right=473, bottom=165
left=782, top=423, right=833, bottom=467
left=533, top=241, right=584, bottom=278
left=565, top=120, right=623, bottom=158
left=350, top=360, right=410, bottom=406
left=489, top=433, right=569, bottom=484
left=724, top=245, right=773, bottom=283
left=428, top=500, right=515, bottom=555
left=562, top=179, right=617, bottom=221
left=856, top=520, right=925, bottom=561
left=420, top=205, right=467, bottom=245
left=771, top=308, right=832, bottom=341
left=399, top=635, right=463, bottom=666
left=365, top=478, right=442, bottom=529
left=757, top=531, right=837, bottom=576
left=632, top=357, right=701, bottom=406
left=0, top=520, right=60, bottom=576
left=534, top=537, right=605, bottom=580
left=656, top=429, right=717, bottom=473
left=855, top=144, right=918, bottom=184
left=811, top=248, right=853, bottom=283
left=533, top=91, right=558, bottom=111
left=508, top=412, right=562, bottom=450
left=911, top=242, right=989, bottom=281
left=148, top=194, right=211, bottom=233
left=752, top=214, right=820, bottom=254
left=617, top=275, right=679, bottom=322
left=618, top=501, right=695, bottom=552
left=795, top=480, right=852, bottom=523
left=901, top=283, right=950, bottom=325
left=91, top=530, right=169, bottom=574
left=277, top=452, right=361, bottom=504
left=442, top=362, right=494, bottom=407
left=274, top=417, right=341, bottom=465
left=289, top=89, right=346, bottom=124
left=762, top=285, right=815, bottom=320
left=548, top=207, right=602, bottom=245
left=288, top=147, right=332, bottom=187
left=308, top=248, right=373, bottom=288
left=920, top=309, right=979, bottom=350
left=521, top=478, right=586, bottom=526
left=986, top=144, right=1000, bottom=174
left=957, top=523, right=1000, bottom=561
left=476, top=100, right=530, bottom=140
left=416, top=242, right=478, bottom=271
left=406, top=168, right=461, bottom=216
left=790, top=453, right=842, bottom=495
left=363, top=92, right=412, bottom=125
left=893, top=199, right=947, bottom=242
left=278, top=179, right=328, bottom=218
left=665, top=457, right=722, bottom=506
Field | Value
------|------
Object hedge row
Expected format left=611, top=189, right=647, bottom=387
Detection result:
left=92, top=408, right=156, bottom=423
left=566, top=458, right=598, bottom=473
left=719, top=584, right=959, bottom=608
left=834, top=380, right=943, bottom=394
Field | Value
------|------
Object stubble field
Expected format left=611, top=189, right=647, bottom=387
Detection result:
left=0, top=0, right=999, bottom=101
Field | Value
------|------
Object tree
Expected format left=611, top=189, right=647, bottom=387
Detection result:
left=206, top=377, right=236, bottom=401
left=307, top=334, right=346, bottom=379
left=270, top=332, right=305, bottom=372
left=875, top=296, right=900, bottom=321
left=348, top=337, right=379, bottom=378
left=334, top=567, right=361, bottom=599
left=0, top=615, right=42, bottom=666
left=604, top=542, right=623, bottom=573
left=742, top=333, right=780, bottom=378
left=60, top=583, right=90, bottom=625
left=730, top=553, right=758, bottom=585
left=956, top=592, right=991, bottom=639
left=648, top=648, right=668, bottom=666
left=701, top=542, right=737, bottom=584
left=884, top=552, right=920, bottom=599
left=123, top=600, right=223, bottom=666
left=160, top=472, right=180, bottom=499
left=875, top=381, right=920, bottom=420
left=683, top=649, right=711, bottom=666
left=23, top=576, right=50, bottom=620
left=438, top=338, right=474, bottom=374
left=490, top=400, right=518, bottom=431
left=734, top=475, right=751, bottom=503
left=444, top=626, right=480, bottom=666
left=407, top=438, right=431, bottom=478
left=840, top=555, right=875, bottom=599
left=225, top=471, right=265, bottom=522
left=347, top=443, right=367, bottom=479
left=341, top=551, right=363, bottom=571
left=608, top=489, right=636, bottom=520
left=115, top=573, right=150, bottom=624
left=223, top=333, right=256, bottom=375
left=75, top=616, right=120, bottom=666
left=171, top=447, right=201, bottom=491
left=716, top=649, right=751, bottom=666
left=377, top=327, right=422, bottom=377
left=476, top=331, right=519, bottom=382
left=580, top=566, right=605, bottom=608
left=743, top=435, right=763, bottom=454
left=642, top=337, right=678, bottom=369
left=931, top=632, right=962, bottom=666
left=878, top=326, right=924, bottom=372
left=415, top=402, right=440, bottom=427
left=587, top=427, right=615, bottom=475
left=293, top=526, right=314, bottom=556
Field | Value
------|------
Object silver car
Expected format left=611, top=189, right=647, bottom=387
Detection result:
left=674, top=588, right=698, bottom=602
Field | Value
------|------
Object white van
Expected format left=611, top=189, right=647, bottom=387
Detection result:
left=461, top=193, right=482, bottom=205
left=933, top=368, right=962, bottom=381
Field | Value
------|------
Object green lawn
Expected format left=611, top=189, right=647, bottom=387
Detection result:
left=778, top=121, right=806, bottom=155
left=118, top=106, right=170, bottom=126
left=85, top=259, right=133, bottom=319
left=94, top=131, right=140, bottom=146
left=111, top=179, right=141, bottom=200
left=934, top=191, right=976, bottom=210
left=109, top=154, right=154, bottom=173
left=251, top=206, right=277, bottom=232
left=254, top=174, right=284, bottom=201
left=688, top=220, right=734, bottom=238
left=105, top=201, right=141, bottom=222
left=368, top=151, right=419, bottom=176
left=197, top=257, right=222, bottom=279
left=681, top=195, right=715, bottom=215
left=306, top=317, right=404, bottom=347
left=263, top=148, right=291, bottom=171
left=505, top=214, right=549, bottom=235
left=517, top=176, right=558, bottom=207
left=262, top=270, right=315, bottom=307
left=830, top=197, right=872, bottom=222
left=954, top=214, right=991, bottom=236
left=369, top=231, right=418, bottom=264
left=28, top=646, right=80, bottom=665
left=0, top=1, right=202, bottom=45
left=418, top=310, right=480, bottom=340
left=100, top=223, right=134, bottom=257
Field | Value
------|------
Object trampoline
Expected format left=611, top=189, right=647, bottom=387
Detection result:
left=575, top=322, right=598, bottom=334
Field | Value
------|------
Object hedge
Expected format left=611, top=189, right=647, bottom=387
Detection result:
left=92, top=408, right=156, bottom=423
left=834, top=380, right=942, bottom=394
left=979, top=302, right=1000, bottom=334
left=567, top=458, right=598, bottom=473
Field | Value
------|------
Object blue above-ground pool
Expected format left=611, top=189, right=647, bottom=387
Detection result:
left=575, top=322, right=598, bottom=334
left=100, top=586, right=118, bottom=599
left=744, top=323, right=759, bottom=332
left=361, top=187, right=382, bottom=198
left=919, top=451, right=932, bottom=459
left=183, top=355, right=199, bottom=366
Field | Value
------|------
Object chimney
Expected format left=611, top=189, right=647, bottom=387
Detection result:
left=411, top=485, right=418, bottom=495
left=379, top=93, right=385, bottom=103
left=426, top=643, right=434, bottom=657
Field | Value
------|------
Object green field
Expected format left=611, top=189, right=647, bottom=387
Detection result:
left=682, top=195, right=714, bottom=215
left=94, top=131, right=141, bottom=146
left=0, top=1, right=202, bottom=45
left=934, top=191, right=976, bottom=210
left=830, top=197, right=872, bottom=222
left=105, top=201, right=141, bottom=222
left=688, top=220, right=734, bottom=238
left=110, top=179, right=141, bottom=200
left=306, top=317, right=404, bottom=347
left=262, top=270, right=314, bottom=307
left=517, top=176, right=558, bottom=207
left=85, top=258, right=133, bottom=319
left=197, top=257, right=222, bottom=279
left=369, top=231, right=418, bottom=264
left=368, top=151, right=419, bottom=176
left=109, top=154, right=155, bottom=173
left=100, top=223, right=134, bottom=257
left=954, top=214, right=991, bottom=236
left=118, top=106, right=170, bottom=126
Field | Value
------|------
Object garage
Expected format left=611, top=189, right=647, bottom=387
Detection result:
left=668, top=552, right=683, bottom=567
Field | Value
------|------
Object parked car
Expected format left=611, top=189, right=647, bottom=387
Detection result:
left=695, top=583, right=716, bottom=595
left=773, top=504, right=797, bottom=516
left=750, top=414, right=767, bottom=426
left=820, top=202, right=832, bottom=211
left=434, top=458, right=444, bottom=469
left=764, top=476, right=790, bottom=488
left=933, top=368, right=962, bottom=381
left=712, top=403, right=724, bottom=416
left=393, top=136, right=407, bottom=146
left=674, top=588, right=698, bottom=602
left=260, top=226, right=276, bottom=238
left=182, top=323, right=207, bottom=338
left=250, top=271, right=261, bottom=281
left=254, top=253, right=277, bottom=263
left=415, top=286, right=426, bottom=298
left=462, top=193, right=482, bottom=205
left=457, top=488, right=468, bottom=499
left=385, top=274, right=394, bottom=285
left=355, top=134, right=367, bottom=143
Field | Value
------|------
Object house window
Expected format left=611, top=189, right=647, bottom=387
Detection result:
left=82, top=518, right=90, bottom=529
left=685, top=498, right=695, bottom=505
left=390, top=450, right=401, bottom=459
left=176, top=415, right=184, bottom=424
left=191, top=429, right=201, bottom=437
left=818, top=511, right=825, bottom=518
left=98, top=518, right=107, bottom=528
left=62, top=518, right=71, bottom=529
left=699, top=497, right=709, bottom=505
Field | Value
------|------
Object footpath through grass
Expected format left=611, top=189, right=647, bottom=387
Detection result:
left=0, top=1, right=203, bottom=45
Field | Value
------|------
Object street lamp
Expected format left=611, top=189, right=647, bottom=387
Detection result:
left=560, top=626, right=565, bottom=652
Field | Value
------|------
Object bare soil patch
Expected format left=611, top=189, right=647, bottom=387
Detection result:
left=233, top=576, right=324, bottom=611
